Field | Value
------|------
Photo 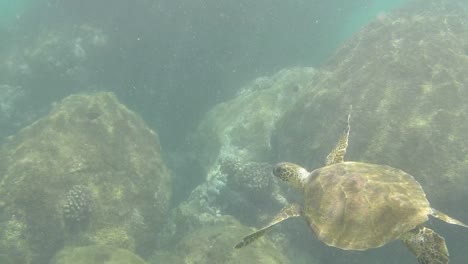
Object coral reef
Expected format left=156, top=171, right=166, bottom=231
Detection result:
left=62, top=185, right=92, bottom=231
left=219, top=157, right=283, bottom=224
left=159, top=68, right=313, bottom=262
left=90, top=227, right=135, bottom=250
left=0, top=215, right=30, bottom=264
left=153, top=216, right=291, bottom=264
left=158, top=180, right=227, bottom=248
left=192, top=67, right=317, bottom=172
left=182, top=67, right=314, bottom=226
left=221, top=157, right=275, bottom=193
left=50, top=245, right=147, bottom=264
left=0, top=92, right=171, bottom=264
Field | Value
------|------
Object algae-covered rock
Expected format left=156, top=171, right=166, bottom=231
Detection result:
left=51, top=245, right=147, bottom=264
left=183, top=68, right=315, bottom=228
left=218, top=157, right=284, bottom=225
left=0, top=92, right=171, bottom=263
left=0, top=84, right=25, bottom=137
left=273, top=0, right=468, bottom=216
left=0, top=25, right=109, bottom=138
left=155, top=216, right=290, bottom=264
left=2, top=24, right=107, bottom=93
left=262, top=2, right=468, bottom=263
left=193, top=67, right=316, bottom=171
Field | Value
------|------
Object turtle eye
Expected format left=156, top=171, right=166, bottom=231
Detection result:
left=273, top=163, right=290, bottom=181
left=273, top=166, right=281, bottom=177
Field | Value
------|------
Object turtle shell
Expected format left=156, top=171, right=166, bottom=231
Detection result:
left=303, top=161, right=432, bottom=250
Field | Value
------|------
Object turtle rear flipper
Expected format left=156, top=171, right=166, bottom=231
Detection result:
left=431, top=208, right=468, bottom=228
left=401, top=226, right=448, bottom=264
left=235, top=203, right=302, bottom=249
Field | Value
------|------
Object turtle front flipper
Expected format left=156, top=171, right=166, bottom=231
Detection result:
left=431, top=208, right=468, bottom=228
left=325, top=109, right=351, bottom=166
left=401, top=226, right=448, bottom=264
left=234, top=203, right=302, bottom=249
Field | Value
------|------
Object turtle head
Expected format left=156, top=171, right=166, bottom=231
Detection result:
left=273, top=162, right=309, bottom=190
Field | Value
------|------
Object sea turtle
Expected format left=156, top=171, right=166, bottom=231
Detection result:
left=235, top=112, right=468, bottom=264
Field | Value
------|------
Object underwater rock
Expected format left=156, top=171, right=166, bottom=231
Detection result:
left=0, top=24, right=109, bottom=138
left=0, top=215, right=31, bottom=264
left=182, top=67, right=314, bottom=227
left=274, top=0, right=468, bottom=213
left=158, top=180, right=228, bottom=248
left=219, top=157, right=283, bottom=224
left=159, top=169, right=283, bottom=250
left=12, top=24, right=107, bottom=82
left=153, top=216, right=290, bottom=264
left=0, top=84, right=25, bottom=133
left=0, top=92, right=171, bottom=264
left=271, top=1, right=468, bottom=262
left=159, top=69, right=315, bottom=260
left=50, top=245, right=147, bottom=264
left=0, top=82, right=35, bottom=140
left=192, top=67, right=316, bottom=172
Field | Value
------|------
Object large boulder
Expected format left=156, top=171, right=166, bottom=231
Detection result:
left=193, top=67, right=316, bottom=171
left=186, top=68, right=315, bottom=224
left=0, top=92, right=171, bottom=264
left=274, top=0, right=468, bottom=212
left=271, top=1, right=468, bottom=262
left=158, top=68, right=316, bottom=261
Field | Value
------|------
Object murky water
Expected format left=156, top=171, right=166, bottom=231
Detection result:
left=1, top=1, right=467, bottom=263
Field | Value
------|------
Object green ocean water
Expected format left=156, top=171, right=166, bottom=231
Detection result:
left=337, top=0, right=408, bottom=42
left=0, top=0, right=404, bottom=55
left=0, top=0, right=412, bottom=147
left=2, top=1, right=468, bottom=264
left=0, top=0, right=26, bottom=27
